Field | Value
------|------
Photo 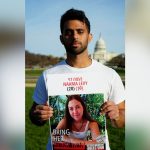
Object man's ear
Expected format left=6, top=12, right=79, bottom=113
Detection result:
left=88, top=33, right=93, bottom=43
left=60, top=35, right=64, bottom=44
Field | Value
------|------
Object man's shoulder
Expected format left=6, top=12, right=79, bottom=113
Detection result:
left=44, top=60, right=67, bottom=74
left=93, top=60, right=115, bottom=74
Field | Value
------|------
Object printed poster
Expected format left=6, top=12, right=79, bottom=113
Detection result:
left=47, top=73, right=106, bottom=150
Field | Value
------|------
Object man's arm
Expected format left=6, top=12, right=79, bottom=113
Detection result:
left=29, top=101, right=53, bottom=126
left=101, top=100, right=125, bottom=128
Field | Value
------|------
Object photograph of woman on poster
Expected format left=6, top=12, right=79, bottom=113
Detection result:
left=54, top=95, right=102, bottom=145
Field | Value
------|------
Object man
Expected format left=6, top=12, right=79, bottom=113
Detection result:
left=29, top=8, right=125, bottom=150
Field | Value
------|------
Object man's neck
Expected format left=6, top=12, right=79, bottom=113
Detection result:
left=66, top=52, right=92, bottom=68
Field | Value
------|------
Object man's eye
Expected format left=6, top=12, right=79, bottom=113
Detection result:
left=78, top=30, right=84, bottom=34
left=65, top=30, right=72, bottom=36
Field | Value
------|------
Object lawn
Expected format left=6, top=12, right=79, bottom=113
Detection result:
left=26, top=69, right=44, bottom=77
left=25, top=68, right=125, bottom=78
left=26, top=87, right=125, bottom=150
left=25, top=87, right=49, bottom=150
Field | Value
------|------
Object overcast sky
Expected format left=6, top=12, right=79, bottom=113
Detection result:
left=25, top=0, right=124, bottom=57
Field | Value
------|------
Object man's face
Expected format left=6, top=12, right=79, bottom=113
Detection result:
left=60, top=20, right=92, bottom=55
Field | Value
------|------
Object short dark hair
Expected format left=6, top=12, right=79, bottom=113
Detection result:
left=60, top=8, right=90, bottom=33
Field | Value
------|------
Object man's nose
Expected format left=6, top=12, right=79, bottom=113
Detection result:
left=73, top=31, right=78, bottom=40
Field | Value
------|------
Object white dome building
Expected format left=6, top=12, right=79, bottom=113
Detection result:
left=92, top=34, right=119, bottom=64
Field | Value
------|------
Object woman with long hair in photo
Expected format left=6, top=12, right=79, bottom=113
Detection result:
left=55, top=95, right=101, bottom=145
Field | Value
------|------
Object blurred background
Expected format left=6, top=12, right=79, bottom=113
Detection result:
left=0, top=0, right=24, bottom=150
left=1, top=0, right=150, bottom=150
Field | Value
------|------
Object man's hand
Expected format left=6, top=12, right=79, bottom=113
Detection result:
left=29, top=102, right=54, bottom=126
left=34, top=103, right=54, bottom=121
left=100, top=101, right=125, bottom=128
left=100, top=101, right=119, bottom=120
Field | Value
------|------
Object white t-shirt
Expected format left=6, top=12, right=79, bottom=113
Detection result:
left=33, top=59, right=125, bottom=150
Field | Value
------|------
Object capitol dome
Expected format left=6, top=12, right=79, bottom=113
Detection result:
left=94, top=36, right=106, bottom=52
left=92, top=33, right=119, bottom=64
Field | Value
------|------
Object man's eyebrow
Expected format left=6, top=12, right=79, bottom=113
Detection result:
left=65, top=28, right=72, bottom=30
left=77, top=28, right=84, bottom=30
left=64, top=28, right=84, bottom=32
left=64, top=29, right=73, bottom=32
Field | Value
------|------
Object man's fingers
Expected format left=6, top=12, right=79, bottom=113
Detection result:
left=40, top=113, right=53, bottom=120
left=36, top=105, right=51, bottom=110
left=100, top=101, right=119, bottom=121
left=101, top=105, right=118, bottom=113
left=101, top=101, right=115, bottom=110
left=33, top=104, right=54, bottom=121
left=34, top=110, right=54, bottom=120
left=34, top=109, right=53, bottom=115
left=107, top=111, right=119, bottom=120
